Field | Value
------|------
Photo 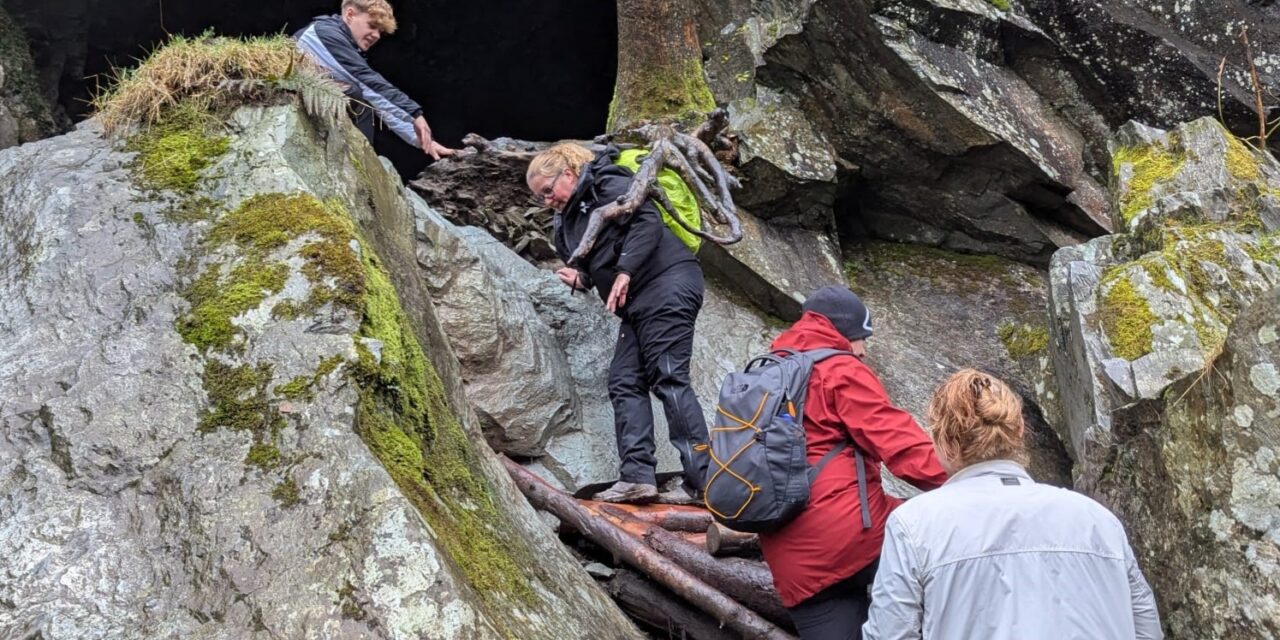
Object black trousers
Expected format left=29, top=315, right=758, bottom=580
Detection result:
left=788, top=562, right=879, bottom=640
left=607, top=262, right=710, bottom=492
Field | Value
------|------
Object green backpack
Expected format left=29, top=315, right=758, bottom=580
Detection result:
left=614, top=148, right=703, bottom=254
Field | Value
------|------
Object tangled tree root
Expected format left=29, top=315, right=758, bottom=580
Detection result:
left=460, top=108, right=743, bottom=266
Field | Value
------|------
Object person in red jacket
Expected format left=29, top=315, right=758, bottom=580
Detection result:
left=759, top=286, right=948, bottom=640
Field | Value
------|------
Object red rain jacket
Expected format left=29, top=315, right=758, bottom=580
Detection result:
left=759, top=312, right=948, bottom=607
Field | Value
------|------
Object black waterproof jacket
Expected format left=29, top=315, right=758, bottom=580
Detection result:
left=553, top=146, right=699, bottom=305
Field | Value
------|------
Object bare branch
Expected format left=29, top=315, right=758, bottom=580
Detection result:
left=1241, top=26, right=1268, bottom=150
left=1217, top=56, right=1228, bottom=128
left=693, top=107, right=731, bottom=147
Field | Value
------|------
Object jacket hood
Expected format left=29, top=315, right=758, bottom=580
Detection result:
left=771, top=311, right=855, bottom=352
left=564, top=144, right=629, bottom=210
left=313, top=14, right=363, bottom=55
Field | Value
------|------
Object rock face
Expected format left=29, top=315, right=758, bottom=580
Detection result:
left=1099, top=288, right=1280, bottom=639
left=1050, top=117, right=1280, bottom=485
left=694, top=0, right=1280, bottom=263
left=0, top=102, right=640, bottom=639
left=1048, top=117, right=1280, bottom=637
left=849, top=242, right=1072, bottom=490
left=0, top=5, right=54, bottom=148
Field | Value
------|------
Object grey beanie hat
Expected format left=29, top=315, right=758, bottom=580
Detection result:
left=802, top=285, right=873, bottom=341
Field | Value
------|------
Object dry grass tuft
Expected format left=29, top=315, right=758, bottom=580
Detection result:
left=94, top=33, right=344, bottom=135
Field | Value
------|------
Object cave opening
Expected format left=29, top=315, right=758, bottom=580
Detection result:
left=10, top=0, right=617, bottom=178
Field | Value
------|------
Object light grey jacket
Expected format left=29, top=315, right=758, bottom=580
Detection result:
left=863, top=460, right=1162, bottom=640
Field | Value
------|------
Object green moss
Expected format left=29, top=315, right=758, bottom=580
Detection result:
left=132, top=212, right=146, bottom=227
left=174, top=184, right=537, bottom=609
left=1098, top=270, right=1157, bottom=361
left=998, top=321, right=1049, bottom=359
left=849, top=241, right=1030, bottom=293
left=177, top=260, right=288, bottom=351
left=986, top=0, right=1011, bottom=10
left=353, top=246, right=535, bottom=606
left=607, top=57, right=717, bottom=132
left=1137, top=254, right=1178, bottom=293
left=275, top=375, right=314, bottom=401
left=167, top=195, right=219, bottom=223
left=271, top=356, right=349, bottom=403
left=1112, top=141, right=1185, bottom=225
left=316, top=354, right=344, bottom=378
left=209, top=194, right=364, bottom=311
left=272, top=476, right=301, bottom=507
left=245, top=442, right=282, bottom=469
left=198, top=360, right=285, bottom=433
left=1246, top=232, right=1280, bottom=265
left=126, top=103, right=229, bottom=195
left=271, top=300, right=301, bottom=320
left=176, top=194, right=367, bottom=351
left=1224, top=130, right=1261, bottom=182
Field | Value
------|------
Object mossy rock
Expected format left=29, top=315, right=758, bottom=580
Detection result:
left=998, top=321, right=1050, bottom=359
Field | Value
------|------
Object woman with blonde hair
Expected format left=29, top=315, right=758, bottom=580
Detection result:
left=526, top=142, right=709, bottom=505
left=862, top=369, right=1163, bottom=640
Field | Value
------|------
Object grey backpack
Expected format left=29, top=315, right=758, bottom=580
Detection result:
left=702, top=348, right=871, bottom=534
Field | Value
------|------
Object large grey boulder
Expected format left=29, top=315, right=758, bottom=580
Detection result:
left=1098, top=288, right=1280, bottom=639
left=413, top=196, right=777, bottom=492
left=1049, top=117, right=1280, bottom=486
left=0, top=102, right=640, bottom=639
left=1047, top=116, right=1280, bottom=638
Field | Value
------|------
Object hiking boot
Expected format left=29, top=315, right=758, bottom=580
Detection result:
left=592, top=481, right=658, bottom=504
left=656, top=477, right=702, bottom=505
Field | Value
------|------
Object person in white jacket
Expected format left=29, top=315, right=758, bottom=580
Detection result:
left=862, top=369, right=1163, bottom=640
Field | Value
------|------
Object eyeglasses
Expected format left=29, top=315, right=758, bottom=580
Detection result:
left=537, top=169, right=569, bottom=201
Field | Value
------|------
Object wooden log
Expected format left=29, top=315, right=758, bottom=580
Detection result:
left=591, top=507, right=707, bottom=549
left=502, top=456, right=794, bottom=640
left=706, top=523, right=761, bottom=557
left=639, top=524, right=790, bottom=627
left=592, top=501, right=715, bottom=533
left=607, top=569, right=738, bottom=640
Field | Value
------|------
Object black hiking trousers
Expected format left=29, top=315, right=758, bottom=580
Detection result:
left=788, top=561, right=879, bottom=640
left=608, top=261, right=710, bottom=493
